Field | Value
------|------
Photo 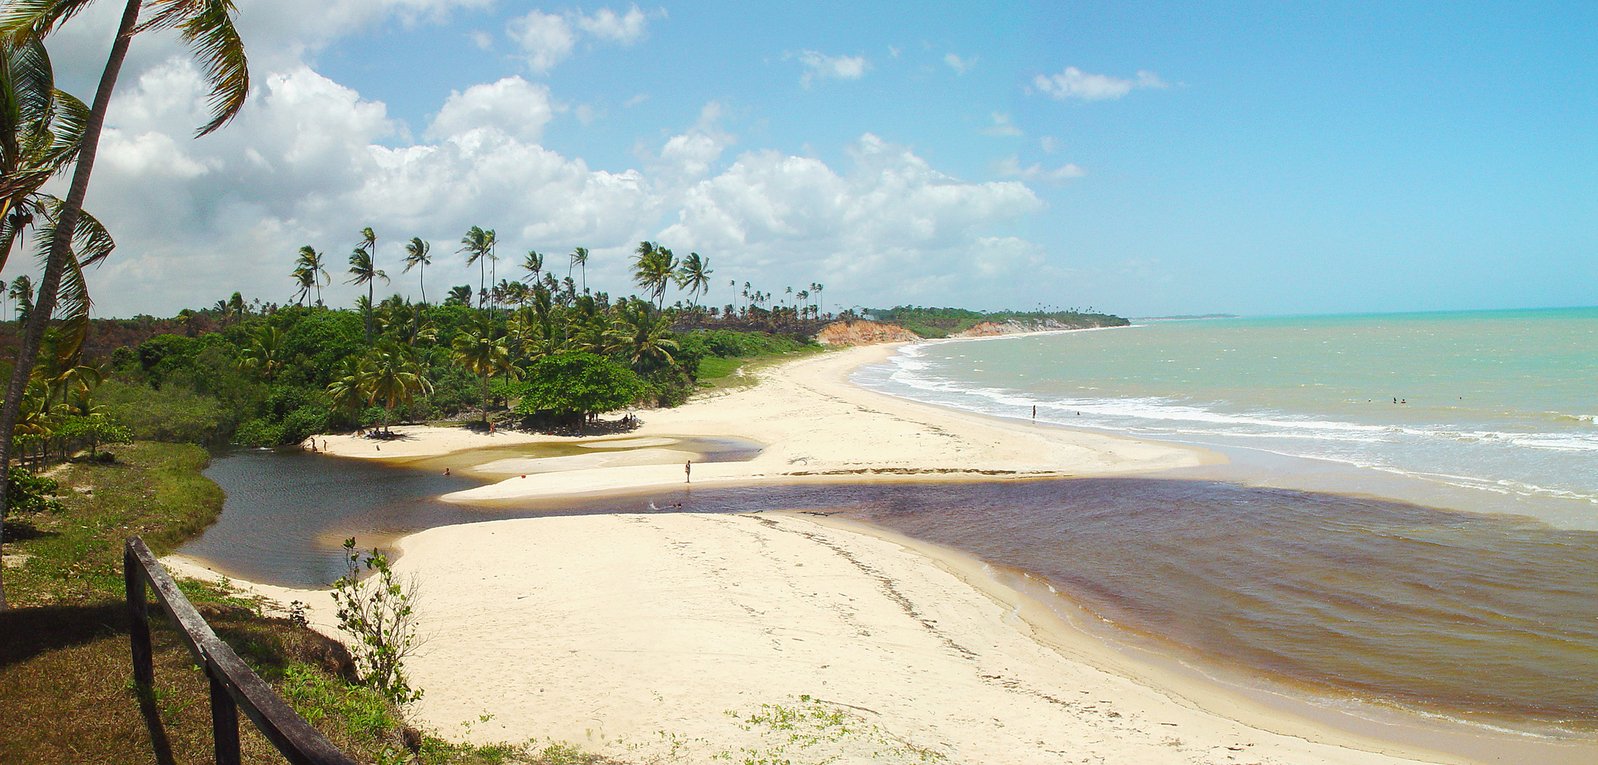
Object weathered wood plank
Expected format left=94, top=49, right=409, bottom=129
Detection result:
left=125, top=538, right=359, bottom=765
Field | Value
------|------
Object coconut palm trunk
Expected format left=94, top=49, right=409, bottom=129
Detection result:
left=0, top=0, right=140, bottom=610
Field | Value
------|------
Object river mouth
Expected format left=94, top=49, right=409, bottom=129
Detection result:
left=186, top=450, right=1598, bottom=743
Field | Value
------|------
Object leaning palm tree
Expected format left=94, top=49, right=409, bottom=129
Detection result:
left=402, top=236, right=431, bottom=305
left=295, top=245, right=329, bottom=306
left=631, top=241, right=678, bottom=310
left=570, top=246, right=589, bottom=293
left=675, top=251, right=713, bottom=310
left=459, top=225, right=492, bottom=306
left=0, top=0, right=250, bottom=609
left=522, top=249, right=543, bottom=285
left=347, top=247, right=388, bottom=341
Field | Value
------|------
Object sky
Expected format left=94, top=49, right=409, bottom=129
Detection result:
left=20, top=0, right=1598, bottom=319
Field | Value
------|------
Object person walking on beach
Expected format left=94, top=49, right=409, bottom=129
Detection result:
left=685, top=460, right=692, bottom=484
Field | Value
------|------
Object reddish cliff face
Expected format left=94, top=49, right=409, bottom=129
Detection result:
left=815, top=320, right=922, bottom=347
left=951, top=321, right=1009, bottom=338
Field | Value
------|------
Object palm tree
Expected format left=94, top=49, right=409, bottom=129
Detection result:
left=295, top=245, right=329, bottom=306
left=446, top=284, right=473, bottom=307
left=570, top=246, right=589, bottom=293
left=675, top=251, right=713, bottom=310
left=451, top=316, right=513, bottom=423
left=631, top=241, right=678, bottom=310
left=361, top=341, right=431, bottom=433
left=0, top=0, right=249, bottom=609
left=7, top=274, right=30, bottom=322
left=483, top=228, right=498, bottom=309
left=238, top=324, right=285, bottom=381
left=402, top=236, right=430, bottom=305
left=609, top=299, right=679, bottom=373
left=811, top=282, right=825, bottom=319
left=522, top=249, right=543, bottom=286
left=290, top=264, right=316, bottom=307
left=459, top=225, right=492, bottom=306
left=347, top=246, right=388, bottom=340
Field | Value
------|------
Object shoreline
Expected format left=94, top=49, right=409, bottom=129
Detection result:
left=317, top=343, right=1216, bottom=503
left=171, top=342, right=1593, bottom=763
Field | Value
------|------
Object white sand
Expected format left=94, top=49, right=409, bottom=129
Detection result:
left=319, top=344, right=1212, bottom=501
left=168, top=343, right=1563, bottom=763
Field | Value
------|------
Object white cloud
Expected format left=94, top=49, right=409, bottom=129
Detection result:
left=795, top=50, right=868, bottom=88
left=1039, top=136, right=1060, bottom=154
left=995, top=155, right=1086, bottom=183
left=507, top=5, right=660, bottom=74
left=1032, top=66, right=1167, bottom=101
left=574, top=5, right=659, bottom=44
left=426, top=77, right=557, bottom=143
left=944, top=52, right=977, bottom=75
left=657, top=133, right=1043, bottom=305
left=982, top=112, right=1022, bottom=137
left=654, top=103, right=735, bottom=179
left=508, top=11, right=576, bottom=74
left=469, top=29, right=494, bottom=50
left=23, top=5, right=1063, bottom=317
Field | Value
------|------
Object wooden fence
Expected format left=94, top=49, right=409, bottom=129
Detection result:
left=124, top=537, right=357, bottom=765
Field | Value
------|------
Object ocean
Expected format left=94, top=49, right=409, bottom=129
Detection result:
left=855, top=307, right=1598, bottom=530
left=849, top=307, right=1598, bottom=739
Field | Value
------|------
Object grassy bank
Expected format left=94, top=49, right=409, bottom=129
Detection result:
left=0, top=442, right=612, bottom=764
left=686, top=329, right=823, bottom=392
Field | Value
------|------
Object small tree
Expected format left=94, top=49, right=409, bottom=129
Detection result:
left=514, top=352, right=643, bottom=429
left=331, top=538, right=423, bottom=706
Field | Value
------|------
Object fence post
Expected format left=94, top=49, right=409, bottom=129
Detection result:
left=124, top=542, right=153, bottom=691
left=210, top=669, right=242, bottom=765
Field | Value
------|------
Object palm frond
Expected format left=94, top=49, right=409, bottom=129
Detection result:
left=139, top=0, right=248, bottom=136
left=0, top=0, right=99, bottom=43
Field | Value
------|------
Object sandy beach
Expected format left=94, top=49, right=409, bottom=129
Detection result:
left=318, top=343, right=1211, bottom=501
left=164, top=343, right=1554, bottom=763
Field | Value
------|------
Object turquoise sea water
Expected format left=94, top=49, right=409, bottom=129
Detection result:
left=855, top=307, right=1598, bottom=529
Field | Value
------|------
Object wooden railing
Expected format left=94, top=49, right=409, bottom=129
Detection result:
left=124, top=537, right=358, bottom=765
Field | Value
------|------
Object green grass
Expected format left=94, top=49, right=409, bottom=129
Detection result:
left=0, top=441, right=611, bottom=764
left=695, top=346, right=825, bottom=393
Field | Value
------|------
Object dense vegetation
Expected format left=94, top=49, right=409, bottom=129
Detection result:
left=864, top=306, right=1129, bottom=339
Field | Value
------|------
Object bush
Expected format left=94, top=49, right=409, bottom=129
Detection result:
left=332, top=538, right=423, bottom=707
left=7, top=468, right=63, bottom=515
left=97, top=380, right=228, bottom=444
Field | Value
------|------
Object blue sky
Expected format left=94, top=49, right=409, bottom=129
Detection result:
left=25, top=1, right=1598, bottom=318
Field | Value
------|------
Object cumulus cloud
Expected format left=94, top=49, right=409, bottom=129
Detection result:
left=508, top=11, right=576, bottom=74
left=25, top=5, right=1061, bottom=317
left=795, top=51, right=868, bottom=87
left=657, top=133, right=1043, bottom=302
left=1032, top=66, right=1166, bottom=101
left=575, top=5, right=659, bottom=44
left=508, top=5, right=660, bottom=74
left=426, top=77, right=557, bottom=143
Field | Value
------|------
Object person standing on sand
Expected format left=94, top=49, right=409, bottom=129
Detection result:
left=685, top=460, right=692, bottom=484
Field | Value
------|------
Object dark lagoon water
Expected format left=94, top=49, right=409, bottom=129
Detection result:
left=188, top=451, right=1598, bottom=739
